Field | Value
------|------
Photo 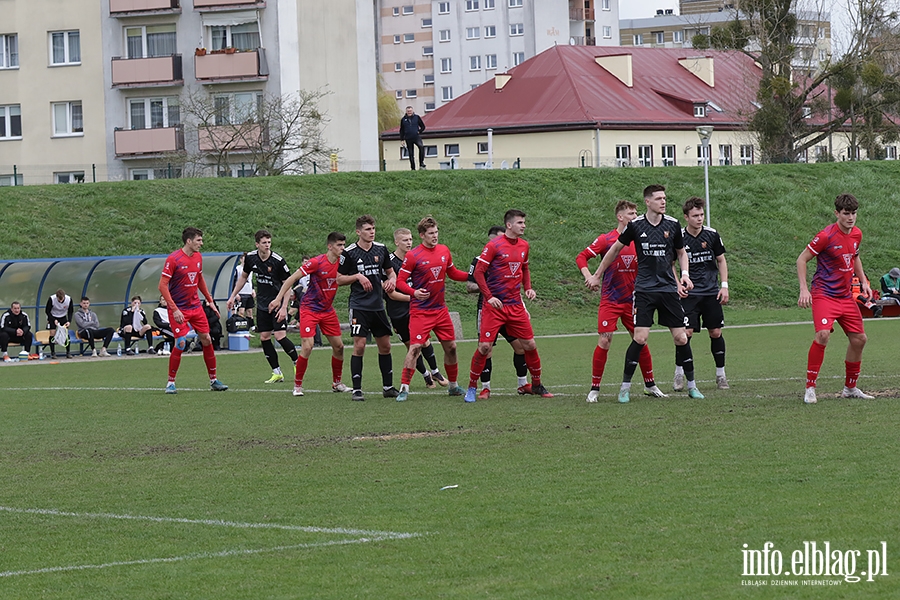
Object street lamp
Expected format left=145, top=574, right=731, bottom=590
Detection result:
left=696, top=125, right=714, bottom=227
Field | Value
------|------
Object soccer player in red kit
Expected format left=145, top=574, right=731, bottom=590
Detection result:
left=272, top=232, right=350, bottom=396
left=466, top=209, right=553, bottom=402
left=578, top=200, right=664, bottom=403
left=393, top=217, right=469, bottom=401
left=797, top=193, right=874, bottom=404
left=158, top=227, right=228, bottom=394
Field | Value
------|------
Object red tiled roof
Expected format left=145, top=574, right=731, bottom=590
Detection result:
left=383, top=45, right=762, bottom=138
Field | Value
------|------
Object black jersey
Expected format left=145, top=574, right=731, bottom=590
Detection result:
left=243, top=250, right=292, bottom=307
left=384, top=251, right=410, bottom=321
left=339, top=241, right=393, bottom=311
left=682, top=226, right=726, bottom=296
left=618, top=214, right=683, bottom=293
left=468, top=256, right=485, bottom=311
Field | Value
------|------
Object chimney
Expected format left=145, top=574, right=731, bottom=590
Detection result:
left=595, top=54, right=633, bottom=87
left=495, top=73, right=512, bottom=91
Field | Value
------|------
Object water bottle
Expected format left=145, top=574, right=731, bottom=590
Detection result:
left=163, top=342, right=170, bottom=355
left=39, top=349, right=45, bottom=360
left=117, top=343, right=122, bottom=357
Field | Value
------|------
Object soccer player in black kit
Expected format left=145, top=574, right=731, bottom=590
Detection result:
left=587, top=184, right=703, bottom=403
left=227, top=229, right=299, bottom=383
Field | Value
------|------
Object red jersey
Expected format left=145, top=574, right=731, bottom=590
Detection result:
left=161, top=249, right=203, bottom=310
left=576, top=229, right=638, bottom=305
left=299, top=254, right=340, bottom=313
left=474, top=234, right=530, bottom=306
left=807, top=223, right=862, bottom=300
left=396, top=244, right=468, bottom=311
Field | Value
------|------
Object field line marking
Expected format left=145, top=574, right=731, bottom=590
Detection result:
left=0, top=535, right=405, bottom=578
left=0, top=506, right=419, bottom=538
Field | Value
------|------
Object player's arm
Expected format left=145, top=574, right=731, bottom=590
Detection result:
left=227, top=271, right=250, bottom=311
left=447, top=263, right=469, bottom=283
left=716, top=253, right=729, bottom=304
left=522, top=260, right=536, bottom=300
left=382, top=265, right=397, bottom=294
left=473, top=259, right=501, bottom=308
left=796, top=247, right=815, bottom=308
left=676, top=247, right=693, bottom=294
left=394, top=266, right=418, bottom=297
left=336, top=254, right=372, bottom=291
left=576, top=244, right=598, bottom=281
left=853, top=255, right=872, bottom=300
left=589, top=241, right=624, bottom=290
left=158, top=274, right=184, bottom=324
left=272, top=265, right=309, bottom=319
left=197, top=274, right=218, bottom=317
left=387, top=290, right=411, bottom=302
left=466, top=260, right=480, bottom=294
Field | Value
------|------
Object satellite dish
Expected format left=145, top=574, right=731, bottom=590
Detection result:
left=569, top=37, right=576, bottom=45
left=500, top=160, right=510, bottom=169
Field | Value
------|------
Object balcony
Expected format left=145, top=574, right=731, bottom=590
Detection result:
left=115, top=125, right=184, bottom=157
left=110, top=0, right=180, bottom=15
left=570, top=7, right=595, bottom=21
left=569, top=36, right=596, bottom=46
left=194, top=48, right=268, bottom=83
left=193, top=0, right=266, bottom=9
left=111, top=55, right=183, bottom=88
left=198, top=124, right=267, bottom=152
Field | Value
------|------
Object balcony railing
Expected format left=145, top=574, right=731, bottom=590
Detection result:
left=193, top=0, right=265, bottom=8
left=194, top=48, right=267, bottom=82
left=198, top=124, right=267, bottom=152
left=569, top=36, right=596, bottom=46
left=115, top=125, right=184, bottom=157
left=570, top=7, right=595, bottom=20
left=111, top=55, right=183, bottom=87
left=110, top=0, right=180, bottom=15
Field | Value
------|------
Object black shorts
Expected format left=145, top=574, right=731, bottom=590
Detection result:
left=476, top=309, right=517, bottom=346
left=256, top=306, right=288, bottom=333
left=349, top=308, right=392, bottom=339
left=633, top=291, right=685, bottom=329
left=681, top=294, right=725, bottom=331
left=238, top=294, right=255, bottom=310
left=391, top=313, right=412, bottom=343
left=47, top=316, right=68, bottom=329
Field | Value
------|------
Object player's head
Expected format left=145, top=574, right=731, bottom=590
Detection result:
left=393, top=227, right=412, bottom=253
left=614, top=200, right=638, bottom=225
left=182, top=227, right=202, bottom=244
left=417, top=216, right=439, bottom=247
left=80, top=296, right=90, bottom=310
left=643, top=184, right=666, bottom=214
left=643, top=184, right=665, bottom=199
left=356, top=214, right=376, bottom=230
left=356, top=214, right=376, bottom=242
left=682, top=196, right=706, bottom=228
left=416, top=216, right=437, bottom=235
left=504, top=209, right=526, bottom=238
left=10, top=301, right=21, bottom=315
left=487, top=225, right=505, bottom=239
left=131, top=295, right=142, bottom=308
left=326, top=231, right=346, bottom=254
left=158, top=295, right=167, bottom=308
left=254, top=229, right=271, bottom=244
left=834, top=193, right=859, bottom=213
left=55, top=288, right=66, bottom=301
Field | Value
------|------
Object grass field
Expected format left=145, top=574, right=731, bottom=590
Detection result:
left=1, top=318, right=898, bottom=598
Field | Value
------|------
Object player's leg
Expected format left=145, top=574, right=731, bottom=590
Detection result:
left=805, top=299, right=837, bottom=403
left=370, top=310, right=396, bottom=397
left=293, top=335, right=316, bottom=395
left=257, top=310, right=284, bottom=383
left=467, top=305, right=500, bottom=400
left=273, top=328, right=299, bottom=365
left=432, top=311, right=463, bottom=396
left=674, top=296, right=699, bottom=391
left=839, top=303, right=872, bottom=398
left=421, top=339, right=447, bottom=386
left=349, top=309, right=369, bottom=399
left=507, top=336, right=528, bottom=393
left=619, top=293, right=655, bottom=403
left=317, top=310, right=347, bottom=393
left=659, top=293, right=700, bottom=398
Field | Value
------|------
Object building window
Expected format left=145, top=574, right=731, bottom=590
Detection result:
left=440, top=57, right=452, bottom=72
left=55, top=171, right=85, bottom=184
left=438, top=2, right=451, bottom=14
left=661, top=144, right=675, bottom=166
left=470, top=83, right=479, bottom=90
left=510, top=23, right=524, bottom=36
left=718, top=144, right=732, bottom=165
left=218, top=164, right=256, bottom=178
left=601, top=0, right=610, bottom=9
left=130, top=168, right=182, bottom=180
left=213, top=92, right=262, bottom=125
left=441, top=86, right=453, bottom=101
left=654, top=31, right=664, bottom=44
left=423, top=46, right=433, bottom=56
left=423, top=74, right=434, bottom=85
left=394, top=35, right=401, bottom=44
left=394, top=61, right=402, bottom=72
left=469, top=55, right=481, bottom=70
left=393, top=6, right=400, bottom=16
left=0, top=174, right=23, bottom=186
left=465, top=1, right=479, bottom=10
left=509, top=0, right=523, bottom=6
left=424, top=102, right=436, bottom=112
left=1, top=34, right=19, bottom=69
left=129, top=97, right=180, bottom=130
left=815, top=145, right=828, bottom=161
left=484, top=25, right=497, bottom=38
left=404, top=33, right=415, bottom=43
left=0, top=105, right=22, bottom=139
left=694, top=104, right=706, bottom=117
left=673, top=30, right=684, bottom=43
left=633, top=34, right=643, bottom=46
left=513, top=51, right=525, bottom=66
left=52, top=101, right=83, bottom=136
left=466, top=27, right=480, bottom=40
left=422, top=18, right=432, bottom=28
left=740, top=145, right=754, bottom=165
left=602, top=26, right=611, bottom=39
left=615, top=145, right=630, bottom=167
left=50, top=30, right=80, bottom=65
left=886, top=145, right=897, bottom=160
left=406, top=89, right=417, bottom=98
left=802, top=106, right=812, bottom=118
left=395, top=90, right=403, bottom=99
left=697, top=144, right=710, bottom=166
left=439, top=29, right=451, bottom=42
left=477, top=141, right=489, bottom=154
left=209, top=22, right=260, bottom=51
left=402, top=5, right=414, bottom=15
left=485, top=54, right=497, bottom=69
left=126, top=24, right=177, bottom=59
left=484, top=0, right=495, bottom=8
left=445, top=143, right=460, bottom=156
left=638, top=145, right=653, bottom=167
left=405, top=61, right=416, bottom=70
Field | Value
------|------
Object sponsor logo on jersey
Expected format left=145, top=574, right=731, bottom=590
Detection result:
left=431, top=267, right=443, bottom=279
left=509, top=262, right=521, bottom=275
left=640, top=232, right=647, bottom=238
left=621, top=255, right=635, bottom=269
left=327, top=278, right=337, bottom=288
left=188, top=273, right=197, bottom=284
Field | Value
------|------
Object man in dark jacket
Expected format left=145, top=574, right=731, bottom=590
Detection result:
left=0, top=302, right=34, bottom=361
left=119, top=295, right=155, bottom=354
left=399, top=106, right=426, bottom=170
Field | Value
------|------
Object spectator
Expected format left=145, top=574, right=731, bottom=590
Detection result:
left=153, top=295, right=175, bottom=354
left=120, top=295, right=155, bottom=355
left=203, top=299, right=223, bottom=351
left=0, top=301, right=35, bottom=362
left=45, top=288, right=74, bottom=359
left=399, top=106, right=426, bottom=171
left=74, top=296, right=115, bottom=357
left=880, top=267, right=900, bottom=300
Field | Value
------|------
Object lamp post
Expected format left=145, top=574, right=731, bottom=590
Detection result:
left=696, top=125, right=714, bottom=227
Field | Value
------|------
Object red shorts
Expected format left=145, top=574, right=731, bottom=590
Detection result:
left=811, top=296, right=865, bottom=334
left=479, top=302, right=534, bottom=344
left=409, top=308, right=455, bottom=343
left=169, top=306, right=208, bottom=336
left=598, top=302, right=635, bottom=334
left=299, top=308, right=342, bottom=338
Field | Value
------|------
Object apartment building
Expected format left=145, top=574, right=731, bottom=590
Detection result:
left=377, top=0, right=619, bottom=117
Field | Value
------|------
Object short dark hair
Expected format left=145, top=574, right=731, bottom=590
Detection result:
left=327, top=231, right=346, bottom=245
left=682, top=197, right=705, bottom=214
left=615, top=200, right=637, bottom=214
left=11, top=301, right=21, bottom=307
left=356, top=214, right=376, bottom=230
left=182, top=227, right=202, bottom=243
left=131, top=295, right=142, bottom=302
left=643, top=184, right=665, bottom=199
left=835, top=193, right=859, bottom=212
left=81, top=296, right=90, bottom=302
left=417, top=216, right=437, bottom=235
left=488, top=225, right=505, bottom=237
left=504, top=209, right=526, bottom=227
left=254, top=229, right=271, bottom=243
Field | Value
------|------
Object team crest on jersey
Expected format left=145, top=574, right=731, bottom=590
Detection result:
left=621, top=255, right=635, bottom=268
left=188, top=272, right=197, bottom=284
left=441, top=255, right=446, bottom=263
left=843, top=254, right=854, bottom=269
left=664, top=231, right=669, bottom=238
left=509, top=262, right=521, bottom=275
left=701, top=242, right=707, bottom=248
left=431, top=267, right=443, bottom=279
left=267, top=266, right=272, bottom=273
left=374, top=256, right=380, bottom=263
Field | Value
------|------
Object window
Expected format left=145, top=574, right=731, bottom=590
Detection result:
left=484, top=25, right=497, bottom=38
left=55, top=171, right=85, bottom=184
left=441, top=86, right=453, bottom=101
left=602, top=26, right=611, bottom=39
left=615, top=145, right=630, bottom=167
left=131, top=168, right=182, bottom=180
left=601, top=0, right=610, bottom=9
left=394, top=61, right=402, bottom=72
left=405, top=61, right=416, bottom=70
left=401, top=145, right=438, bottom=160
left=213, top=92, right=262, bottom=125
left=424, top=102, right=436, bottom=112
left=470, top=83, right=479, bottom=90
left=395, top=90, right=403, bottom=99
left=438, top=2, right=450, bottom=14
left=440, top=57, right=452, bottom=72
left=406, top=89, right=417, bottom=98
left=654, top=31, right=664, bottom=44
left=422, top=18, right=432, bottom=28
left=819, top=49, right=827, bottom=61
left=796, top=147, right=808, bottom=163
left=50, top=30, right=80, bottom=65
left=513, top=52, right=524, bottom=66
left=1, top=34, right=18, bottom=69
left=466, top=0, right=479, bottom=10
left=815, top=145, right=828, bottom=161
left=510, top=23, right=524, bottom=36
left=633, top=34, right=643, bottom=46
left=52, top=101, right=83, bottom=136
left=638, top=145, right=653, bottom=167
left=392, top=6, right=400, bottom=16
left=694, top=104, right=706, bottom=117
left=740, top=145, right=754, bottom=165
left=477, top=141, right=489, bottom=153
left=423, top=46, right=433, bottom=56
left=886, top=145, right=897, bottom=160
left=402, top=5, right=414, bottom=15
left=508, top=0, right=523, bottom=6
left=439, top=29, right=451, bottom=42
left=126, top=25, right=176, bottom=58
left=469, top=55, right=481, bottom=70
left=697, top=144, right=710, bottom=166
left=404, top=33, right=415, bottom=43
left=445, top=143, right=460, bottom=156
left=718, top=144, right=732, bottom=166
left=661, top=145, right=676, bottom=166
left=485, top=54, right=497, bottom=69
left=802, top=106, right=812, bottom=119
left=394, top=34, right=401, bottom=44
left=466, top=27, right=480, bottom=40
left=423, top=74, right=434, bottom=85
left=218, top=165, right=256, bottom=178
left=484, top=0, right=495, bottom=8
left=129, top=97, right=180, bottom=130
left=673, top=30, right=684, bottom=43
left=0, top=174, right=23, bottom=186
left=0, top=104, right=22, bottom=139
left=210, top=22, right=260, bottom=51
